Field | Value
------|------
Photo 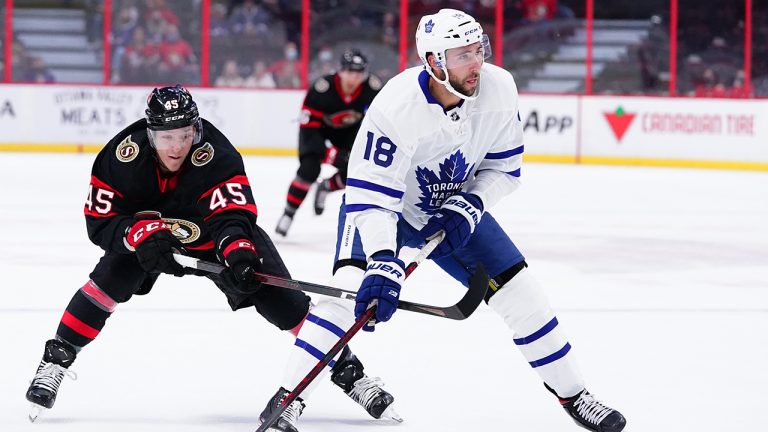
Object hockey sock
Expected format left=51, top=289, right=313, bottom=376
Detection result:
left=286, top=176, right=312, bottom=211
left=56, top=280, right=117, bottom=350
left=487, top=268, right=585, bottom=398
left=280, top=267, right=359, bottom=398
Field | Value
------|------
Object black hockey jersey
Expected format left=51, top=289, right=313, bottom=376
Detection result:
left=84, top=118, right=257, bottom=256
left=299, top=73, right=382, bottom=152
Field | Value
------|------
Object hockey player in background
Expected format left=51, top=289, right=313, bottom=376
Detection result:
left=275, top=49, right=381, bottom=237
left=262, top=9, right=627, bottom=432
left=24, top=85, right=399, bottom=429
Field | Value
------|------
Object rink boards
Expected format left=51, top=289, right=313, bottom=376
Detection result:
left=0, top=84, right=766, bottom=171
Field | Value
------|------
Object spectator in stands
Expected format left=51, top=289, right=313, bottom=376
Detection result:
left=113, top=3, right=140, bottom=47
left=210, top=2, right=230, bottom=39
left=381, top=11, right=397, bottom=49
left=11, top=40, right=29, bottom=81
left=693, top=67, right=727, bottom=98
left=310, top=44, right=335, bottom=81
left=728, top=70, right=750, bottom=98
left=111, top=3, right=141, bottom=79
left=23, top=57, right=55, bottom=83
left=143, top=0, right=179, bottom=27
left=84, top=0, right=103, bottom=47
left=215, top=59, right=245, bottom=87
left=121, top=26, right=160, bottom=83
left=244, top=60, right=277, bottom=88
left=275, top=58, right=301, bottom=88
left=520, top=0, right=557, bottom=23
left=157, top=24, right=197, bottom=82
left=270, top=41, right=302, bottom=88
left=230, top=0, right=272, bottom=36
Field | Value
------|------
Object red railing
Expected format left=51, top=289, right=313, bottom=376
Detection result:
left=0, top=0, right=762, bottom=98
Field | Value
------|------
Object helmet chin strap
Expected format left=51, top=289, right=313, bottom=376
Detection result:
left=425, top=63, right=480, bottom=101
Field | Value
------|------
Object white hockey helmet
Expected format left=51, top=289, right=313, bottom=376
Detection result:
left=415, top=9, right=491, bottom=100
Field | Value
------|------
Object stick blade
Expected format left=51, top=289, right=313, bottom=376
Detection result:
left=454, top=262, right=489, bottom=319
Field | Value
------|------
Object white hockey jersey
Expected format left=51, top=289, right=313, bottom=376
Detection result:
left=345, top=64, right=524, bottom=257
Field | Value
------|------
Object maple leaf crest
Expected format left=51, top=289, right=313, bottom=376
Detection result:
left=415, top=150, right=475, bottom=215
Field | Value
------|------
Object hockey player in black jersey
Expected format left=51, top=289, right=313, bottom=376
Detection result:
left=275, top=49, right=382, bottom=236
left=24, top=85, right=399, bottom=430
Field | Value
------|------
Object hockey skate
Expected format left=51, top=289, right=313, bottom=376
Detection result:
left=331, top=351, right=402, bottom=422
left=258, top=387, right=305, bottom=432
left=312, top=180, right=330, bottom=215
left=26, top=339, right=78, bottom=422
left=274, top=211, right=294, bottom=237
left=548, top=384, right=626, bottom=432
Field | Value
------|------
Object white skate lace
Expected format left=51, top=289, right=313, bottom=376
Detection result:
left=278, top=394, right=304, bottom=426
left=573, top=392, right=613, bottom=425
left=32, top=361, right=77, bottom=394
left=347, top=376, right=385, bottom=409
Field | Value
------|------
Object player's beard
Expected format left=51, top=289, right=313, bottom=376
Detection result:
left=449, top=71, right=480, bottom=97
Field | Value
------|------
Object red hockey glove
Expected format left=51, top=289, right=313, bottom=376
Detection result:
left=126, top=211, right=185, bottom=276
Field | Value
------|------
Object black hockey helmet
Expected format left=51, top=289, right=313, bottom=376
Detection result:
left=145, top=85, right=203, bottom=146
left=339, top=49, right=368, bottom=72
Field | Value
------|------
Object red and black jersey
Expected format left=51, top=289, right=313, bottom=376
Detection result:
left=84, top=118, right=258, bottom=256
left=299, top=73, right=382, bottom=153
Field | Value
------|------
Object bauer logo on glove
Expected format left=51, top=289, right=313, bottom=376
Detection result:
left=366, top=262, right=404, bottom=279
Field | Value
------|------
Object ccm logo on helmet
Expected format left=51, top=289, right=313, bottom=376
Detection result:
left=465, top=28, right=479, bottom=35
left=165, top=114, right=185, bottom=122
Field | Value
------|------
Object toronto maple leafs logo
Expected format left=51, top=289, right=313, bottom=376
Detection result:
left=424, top=19, right=434, bottom=33
left=415, top=150, right=475, bottom=215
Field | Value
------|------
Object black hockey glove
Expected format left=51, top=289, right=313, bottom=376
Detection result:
left=126, top=212, right=185, bottom=277
left=221, top=238, right=263, bottom=295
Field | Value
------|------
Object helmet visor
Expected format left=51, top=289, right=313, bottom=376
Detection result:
left=148, top=126, right=196, bottom=150
left=444, top=34, right=492, bottom=70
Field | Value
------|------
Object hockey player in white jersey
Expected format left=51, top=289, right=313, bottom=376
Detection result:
left=257, top=9, right=626, bottom=432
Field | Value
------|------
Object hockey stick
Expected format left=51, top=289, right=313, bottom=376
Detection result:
left=172, top=247, right=488, bottom=320
left=253, top=235, right=488, bottom=432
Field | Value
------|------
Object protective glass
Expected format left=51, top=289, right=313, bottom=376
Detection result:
left=148, top=126, right=195, bottom=150
left=445, top=34, right=492, bottom=70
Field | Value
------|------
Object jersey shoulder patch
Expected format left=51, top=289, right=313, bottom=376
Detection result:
left=314, top=77, right=330, bottom=93
left=191, top=142, right=215, bottom=167
left=115, top=135, right=139, bottom=162
left=368, top=74, right=382, bottom=91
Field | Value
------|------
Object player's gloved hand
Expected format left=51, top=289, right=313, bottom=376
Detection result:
left=355, top=251, right=405, bottom=331
left=126, top=211, right=185, bottom=276
left=222, top=238, right=263, bottom=294
left=419, top=192, right=484, bottom=259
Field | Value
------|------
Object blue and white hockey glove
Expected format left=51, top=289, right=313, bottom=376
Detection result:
left=419, top=192, right=484, bottom=259
left=355, top=252, right=405, bottom=331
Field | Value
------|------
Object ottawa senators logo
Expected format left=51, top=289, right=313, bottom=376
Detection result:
left=115, top=135, right=139, bottom=162
left=162, top=218, right=201, bottom=244
left=368, top=74, right=382, bottom=91
left=323, top=110, right=362, bottom=128
left=314, top=77, right=330, bottom=93
left=191, top=142, right=214, bottom=166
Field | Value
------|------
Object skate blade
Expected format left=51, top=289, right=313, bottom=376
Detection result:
left=379, top=404, right=404, bottom=423
left=29, top=404, right=46, bottom=422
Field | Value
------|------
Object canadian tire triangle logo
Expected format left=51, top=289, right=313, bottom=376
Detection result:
left=603, top=106, right=636, bottom=142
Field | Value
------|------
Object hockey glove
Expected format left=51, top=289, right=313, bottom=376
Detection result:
left=126, top=211, right=185, bottom=276
left=355, top=252, right=405, bottom=331
left=221, top=238, right=264, bottom=295
left=419, top=192, right=484, bottom=259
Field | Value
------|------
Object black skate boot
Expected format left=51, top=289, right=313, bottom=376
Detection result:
left=275, top=208, right=295, bottom=237
left=330, top=347, right=402, bottom=422
left=26, top=339, right=78, bottom=422
left=547, top=384, right=626, bottom=432
left=258, top=387, right=305, bottom=432
left=313, top=180, right=330, bottom=215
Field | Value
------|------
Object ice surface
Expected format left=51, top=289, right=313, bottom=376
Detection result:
left=1, top=153, right=766, bottom=431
